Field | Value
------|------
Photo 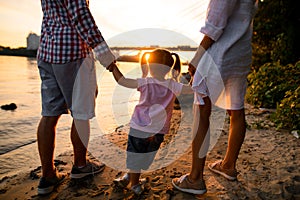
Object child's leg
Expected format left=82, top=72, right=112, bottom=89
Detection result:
left=129, top=172, right=141, bottom=187
left=128, top=171, right=144, bottom=195
left=126, top=132, right=143, bottom=187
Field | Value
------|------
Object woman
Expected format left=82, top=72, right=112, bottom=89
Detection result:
left=172, top=0, right=258, bottom=195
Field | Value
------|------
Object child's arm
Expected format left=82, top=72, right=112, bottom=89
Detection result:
left=181, top=84, right=194, bottom=94
left=108, top=63, right=138, bottom=88
left=180, top=69, right=194, bottom=94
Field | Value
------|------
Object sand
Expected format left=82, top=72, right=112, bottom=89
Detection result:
left=0, top=103, right=299, bottom=200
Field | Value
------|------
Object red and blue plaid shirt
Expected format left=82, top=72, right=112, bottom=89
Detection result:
left=37, top=0, right=108, bottom=64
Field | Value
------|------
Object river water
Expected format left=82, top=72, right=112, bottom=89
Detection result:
left=0, top=54, right=193, bottom=179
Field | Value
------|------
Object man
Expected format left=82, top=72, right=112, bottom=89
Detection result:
left=36, top=0, right=115, bottom=195
left=172, top=0, right=258, bottom=195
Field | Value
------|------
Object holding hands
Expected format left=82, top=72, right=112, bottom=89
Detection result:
left=188, top=63, right=196, bottom=76
left=106, top=61, right=117, bottom=72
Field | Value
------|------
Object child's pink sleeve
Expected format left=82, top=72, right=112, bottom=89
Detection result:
left=136, top=78, right=146, bottom=91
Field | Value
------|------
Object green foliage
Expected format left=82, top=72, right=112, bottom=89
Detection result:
left=247, top=61, right=300, bottom=130
left=274, top=86, right=300, bottom=130
left=249, top=0, right=300, bottom=131
left=251, top=43, right=271, bottom=71
left=252, top=0, right=300, bottom=69
left=246, top=61, right=300, bottom=109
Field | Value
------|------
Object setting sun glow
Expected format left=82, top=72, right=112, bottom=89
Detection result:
left=145, top=53, right=150, bottom=62
left=0, top=0, right=209, bottom=48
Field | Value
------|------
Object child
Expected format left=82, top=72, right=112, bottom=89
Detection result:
left=107, top=49, right=193, bottom=195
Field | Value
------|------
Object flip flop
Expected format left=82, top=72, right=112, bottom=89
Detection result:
left=208, top=160, right=237, bottom=181
left=172, top=174, right=207, bottom=195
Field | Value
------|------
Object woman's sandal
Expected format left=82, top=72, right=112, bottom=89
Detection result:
left=208, top=160, right=237, bottom=181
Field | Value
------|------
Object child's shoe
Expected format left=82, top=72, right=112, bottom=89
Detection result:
left=113, top=173, right=130, bottom=188
left=131, top=183, right=144, bottom=195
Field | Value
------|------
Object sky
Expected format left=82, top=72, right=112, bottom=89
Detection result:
left=0, top=0, right=209, bottom=48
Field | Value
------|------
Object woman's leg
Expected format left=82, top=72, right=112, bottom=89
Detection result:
left=189, top=97, right=211, bottom=181
left=222, top=109, right=246, bottom=170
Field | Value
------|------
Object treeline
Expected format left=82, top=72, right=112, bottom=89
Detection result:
left=0, top=46, right=37, bottom=57
left=247, top=0, right=300, bottom=131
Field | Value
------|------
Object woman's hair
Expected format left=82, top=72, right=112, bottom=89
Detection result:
left=142, top=49, right=181, bottom=80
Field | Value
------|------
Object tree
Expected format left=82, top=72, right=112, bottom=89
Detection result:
left=252, top=0, right=300, bottom=69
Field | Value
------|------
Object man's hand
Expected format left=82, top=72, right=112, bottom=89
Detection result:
left=106, top=61, right=117, bottom=72
left=94, top=42, right=116, bottom=68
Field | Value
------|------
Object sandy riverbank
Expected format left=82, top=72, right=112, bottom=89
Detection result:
left=0, top=104, right=299, bottom=200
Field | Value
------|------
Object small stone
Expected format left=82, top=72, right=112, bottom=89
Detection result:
left=0, top=189, right=7, bottom=194
left=1, top=103, right=17, bottom=110
left=292, top=176, right=300, bottom=182
left=285, top=184, right=300, bottom=195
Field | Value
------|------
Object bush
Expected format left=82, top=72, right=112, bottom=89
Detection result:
left=246, top=61, right=300, bottom=108
left=247, top=60, right=300, bottom=131
left=251, top=43, right=271, bottom=71
left=274, top=86, right=300, bottom=130
left=252, top=0, right=300, bottom=66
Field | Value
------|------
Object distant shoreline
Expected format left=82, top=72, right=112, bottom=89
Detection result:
left=0, top=50, right=141, bottom=62
left=0, top=49, right=140, bottom=62
left=0, top=47, right=191, bottom=64
left=0, top=47, right=37, bottom=58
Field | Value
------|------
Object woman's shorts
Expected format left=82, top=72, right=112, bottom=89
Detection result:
left=194, top=75, right=247, bottom=110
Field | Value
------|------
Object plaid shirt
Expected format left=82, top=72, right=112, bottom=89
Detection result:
left=37, top=0, right=109, bottom=64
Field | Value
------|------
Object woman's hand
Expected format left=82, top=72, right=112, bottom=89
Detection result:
left=188, top=63, right=196, bottom=76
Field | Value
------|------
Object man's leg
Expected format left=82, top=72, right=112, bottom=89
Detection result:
left=222, top=109, right=246, bottom=170
left=189, top=97, right=211, bottom=181
left=70, top=119, right=105, bottom=179
left=68, top=56, right=96, bottom=167
left=37, top=116, right=60, bottom=178
left=71, top=119, right=90, bottom=167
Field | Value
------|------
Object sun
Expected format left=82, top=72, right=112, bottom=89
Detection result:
left=145, top=53, right=150, bottom=62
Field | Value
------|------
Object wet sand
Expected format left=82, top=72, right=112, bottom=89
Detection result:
left=0, top=104, right=299, bottom=200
